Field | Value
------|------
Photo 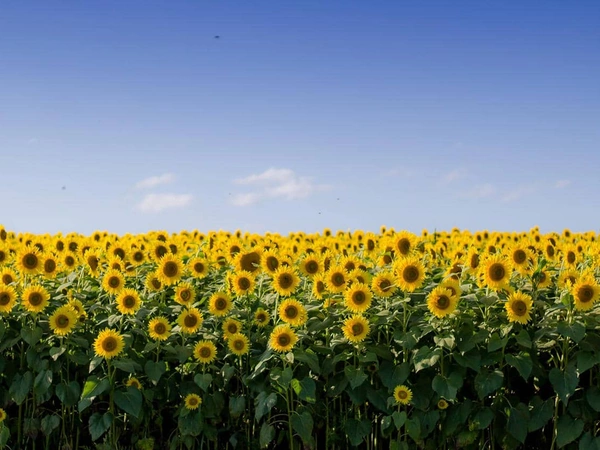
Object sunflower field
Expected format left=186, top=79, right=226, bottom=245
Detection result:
left=0, top=224, right=600, bottom=450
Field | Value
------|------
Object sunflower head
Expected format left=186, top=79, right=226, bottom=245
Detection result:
left=94, top=328, right=125, bottom=359
left=0, top=267, right=18, bottom=286
left=278, top=298, right=307, bottom=327
left=269, top=324, right=298, bottom=353
left=437, top=399, right=449, bottom=410
left=145, top=272, right=163, bottom=292
left=326, top=266, right=347, bottom=293
left=228, top=333, right=250, bottom=356
left=261, top=250, right=281, bottom=275
left=299, top=255, right=322, bottom=277
left=177, top=308, right=203, bottom=334
left=102, top=269, right=126, bottom=295
left=0, top=285, right=17, bottom=314
left=16, top=246, right=41, bottom=275
left=394, top=257, right=426, bottom=292
left=116, top=288, right=142, bottom=315
left=253, top=308, right=270, bottom=327
left=148, top=317, right=171, bottom=341
left=184, top=393, right=202, bottom=410
left=342, top=315, right=370, bottom=343
left=157, top=254, right=184, bottom=286
left=193, top=340, right=217, bottom=364
left=480, top=254, right=512, bottom=291
left=188, top=257, right=209, bottom=278
left=0, top=408, right=6, bottom=423
left=234, top=250, right=262, bottom=274
left=393, top=385, right=413, bottom=405
left=222, top=318, right=242, bottom=338
left=272, top=267, right=300, bottom=296
left=371, top=272, right=397, bottom=298
left=126, top=377, right=142, bottom=390
left=21, top=285, right=50, bottom=313
left=505, top=291, right=533, bottom=324
left=427, top=286, right=459, bottom=319
left=344, top=283, right=373, bottom=313
left=208, top=292, right=232, bottom=317
left=174, top=282, right=196, bottom=306
left=231, top=271, right=255, bottom=296
left=41, top=253, right=59, bottom=279
left=572, top=276, right=600, bottom=311
left=49, top=305, right=78, bottom=336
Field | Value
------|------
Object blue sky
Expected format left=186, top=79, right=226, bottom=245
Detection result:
left=1, top=1, right=599, bottom=236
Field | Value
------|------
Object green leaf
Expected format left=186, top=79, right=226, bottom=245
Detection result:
left=528, top=398, right=554, bottom=432
left=432, top=372, right=463, bottom=401
left=557, top=322, right=586, bottom=343
left=549, top=366, right=578, bottom=405
left=112, top=358, right=142, bottom=374
left=56, top=381, right=81, bottom=407
left=345, top=418, right=371, bottom=446
left=577, top=351, right=600, bottom=374
left=515, top=329, right=532, bottom=348
left=291, top=377, right=317, bottom=403
left=89, top=356, right=103, bottom=373
left=579, top=432, right=600, bottom=450
left=487, top=333, right=508, bottom=352
left=291, top=411, right=313, bottom=445
left=506, top=403, right=529, bottom=444
left=505, top=352, right=532, bottom=380
left=345, top=366, right=368, bottom=389
left=21, top=326, right=43, bottom=346
left=89, top=411, right=113, bottom=441
left=472, top=408, right=494, bottom=430
left=229, top=396, right=245, bottom=418
left=0, top=426, right=9, bottom=447
left=413, top=347, right=442, bottom=372
left=178, top=410, right=203, bottom=437
left=81, top=377, right=110, bottom=399
left=406, top=417, right=421, bottom=441
left=41, top=415, right=60, bottom=436
left=556, top=414, right=584, bottom=448
left=379, top=361, right=410, bottom=390
left=259, top=423, right=275, bottom=448
left=49, top=346, right=66, bottom=361
left=34, top=369, right=53, bottom=397
left=475, top=369, right=504, bottom=400
left=114, top=387, right=142, bottom=419
left=9, top=371, right=33, bottom=405
left=392, top=411, right=407, bottom=430
left=255, top=391, right=278, bottom=421
left=293, top=348, right=321, bottom=374
left=453, top=349, right=481, bottom=371
left=457, top=329, right=488, bottom=353
left=145, top=360, right=166, bottom=384
left=194, top=373, right=212, bottom=392
left=366, top=386, right=390, bottom=413
left=586, top=386, right=600, bottom=412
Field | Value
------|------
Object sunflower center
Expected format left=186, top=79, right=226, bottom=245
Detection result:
left=489, top=263, right=506, bottom=282
left=539, top=272, right=547, bottom=283
left=352, top=291, right=366, bottom=305
left=351, top=323, right=364, bottom=336
left=256, top=313, right=266, bottom=323
left=567, top=276, right=576, bottom=285
left=184, top=315, right=198, bottom=328
left=102, top=337, right=117, bottom=352
left=233, top=339, right=245, bottom=351
left=114, top=248, right=125, bottom=259
left=199, top=347, right=212, bottom=358
left=133, top=251, right=144, bottom=262
left=379, top=279, right=391, bottom=291
left=23, top=254, right=38, bottom=269
left=367, top=240, right=375, bottom=251
left=306, top=261, right=318, bottom=274
left=44, top=259, right=56, bottom=273
left=123, top=296, right=136, bottom=308
left=470, top=254, right=480, bottom=269
left=402, top=266, right=419, bottom=283
left=194, top=262, right=205, bottom=273
left=285, top=305, right=298, bottom=319
left=546, top=245, right=555, bottom=257
left=577, top=285, right=594, bottom=303
left=240, top=252, right=260, bottom=272
left=512, top=300, right=527, bottom=316
left=277, top=334, right=291, bottom=347
left=65, top=256, right=75, bottom=266
left=316, top=281, right=325, bottom=294
left=151, top=278, right=161, bottom=290
left=567, top=251, right=576, bottom=264
left=278, top=274, right=293, bottom=289
left=238, top=278, right=251, bottom=290
left=155, top=246, right=168, bottom=259
left=436, top=295, right=450, bottom=310
left=227, top=324, right=238, bottom=334
left=180, top=290, right=191, bottom=301
left=29, top=293, right=43, bottom=306
left=88, top=256, right=99, bottom=271
left=332, top=273, right=345, bottom=287
left=215, top=298, right=228, bottom=310
left=513, top=250, right=527, bottom=264
left=266, top=257, right=279, bottom=271
left=2, top=274, right=14, bottom=284
left=56, top=314, right=70, bottom=328
left=345, top=262, right=356, bottom=271
left=0, top=293, right=10, bottom=305
left=398, top=390, right=408, bottom=399
left=154, top=323, right=166, bottom=334
left=397, top=239, right=411, bottom=255
left=108, top=276, right=120, bottom=288
left=188, top=397, right=199, bottom=406
left=163, top=262, right=179, bottom=277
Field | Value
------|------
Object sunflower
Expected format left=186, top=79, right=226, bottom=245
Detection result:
left=437, top=399, right=449, bottom=410
left=349, top=269, right=371, bottom=286
left=157, top=254, right=184, bottom=286
left=126, top=377, right=142, bottom=390
left=41, top=253, right=59, bottom=279
left=299, top=255, right=322, bottom=278
left=231, top=271, right=255, bottom=296
left=150, top=241, right=170, bottom=262
left=342, top=315, right=370, bottom=343
left=116, top=288, right=142, bottom=315
left=0, top=267, right=18, bottom=286
left=102, top=269, right=125, bottom=295
left=94, top=329, right=125, bottom=359
left=393, top=385, right=412, bottom=405
left=261, top=250, right=281, bottom=275
left=558, top=269, right=579, bottom=290
left=392, top=231, right=417, bottom=257
left=371, top=272, right=397, bottom=298
left=223, top=318, right=242, bottom=338
left=508, top=245, right=534, bottom=275
left=49, top=305, right=78, bottom=336
left=427, top=286, right=458, bottom=318
left=394, top=257, right=426, bottom=292
left=21, top=285, right=50, bottom=313
left=0, top=285, right=17, bottom=314
left=269, top=324, right=298, bottom=353
left=253, top=308, right=270, bottom=327
left=0, top=408, right=6, bottom=423
left=534, top=269, right=552, bottom=289
left=344, top=283, right=373, bottom=313
left=145, top=271, right=163, bottom=292
left=174, top=282, right=196, bottom=306
left=16, top=246, right=41, bottom=275
left=187, top=257, right=209, bottom=278
left=312, top=275, right=327, bottom=300
left=572, top=275, right=600, bottom=311
left=148, top=317, right=172, bottom=341
left=440, top=278, right=462, bottom=301
left=228, top=333, right=250, bottom=356
left=184, top=393, right=202, bottom=410
left=61, top=252, right=79, bottom=270
left=68, top=299, right=87, bottom=322
left=272, top=267, right=300, bottom=296
left=208, top=291, right=232, bottom=317
left=325, top=265, right=348, bottom=293
left=561, top=244, right=579, bottom=268
left=505, top=291, right=533, bottom=324
left=278, top=298, right=308, bottom=327
left=129, top=249, right=146, bottom=266
left=177, top=308, right=203, bottom=334
left=234, top=250, right=262, bottom=274
left=480, top=255, right=512, bottom=291
left=193, top=340, right=217, bottom=364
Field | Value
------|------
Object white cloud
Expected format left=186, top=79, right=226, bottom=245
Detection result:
left=555, top=179, right=571, bottom=189
left=442, top=168, right=467, bottom=183
left=137, top=193, right=192, bottom=213
left=135, top=173, right=175, bottom=190
left=231, top=167, right=329, bottom=206
left=461, top=183, right=496, bottom=199
left=501, top=185, right=539, bottom=203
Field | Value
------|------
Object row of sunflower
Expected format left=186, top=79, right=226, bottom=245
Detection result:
left=0, top=225, right=600, bottom=449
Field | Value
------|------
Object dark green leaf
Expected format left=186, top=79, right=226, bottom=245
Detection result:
left=291, top=411, right=313, bottom=444
left=586, top=386, right=600, bottom=412
left=556, top=414, right=583, bottom=448
left=345, top=366, right=368, bottom=389
left=515, top=329, right=532, bottom=348
left=557, top=322, right=586, bottom=344
left=432, top=372, right=463, bottom=401
left=291, top=377, right=316, bottom=403
left=89, top=412, right=113, bottom=441
left=145, top=360, right=166, bottom=384
left=487, top=333, right=508, bottom=352
left=505, top=352, right=532, bottom=380
left=259, top=423, right=275, bottom=448
left=472, top=408, right=494, bottom=430
left=9, top=371, right=33, bottom=405
left=194, top=373, right=212, bottom=392
left=579, top=432, right=600, bottom=450
left=229, top=396, right=245, bottom=418
left=112, top=359, right=142, bottom=374
left=345, top=418, right=371, bottom=446
left=507, top=403, right=529, bottom=444
left=49, top=346, right=66, bottom=361
left=255, top=391, right=278, bottom=421
left=81, top=377, right=110, bottom=399
left=577, top=351, right=600, bottom=374
left=114, top=387, right=142, bottom=419
left=178, top=410, right=203, bottom=437
left=406, top=417, right=421, bottom=441
left=413, top=347, right=442, bottom=372
left=392, top=411, right=407, bottom=430
left=21, top=326, right=43, bottom=346
left=529, top=398, right=554, bottom=432
left=453, top=349, right=481, bottom=371
left=34, top=369, right=53, bottom=397
left=550, top=366, right=578, bottom=405
left=41, top=415, right=60, bottom=436
left=379, top=361, right=410, bottom=390
left=0, top=426, right=9, bottom=447
left=56, top=381, right=81, bottom=407
left=293, top=348, right=320, bottom=374
left=475, top=369, right=504, bottom=400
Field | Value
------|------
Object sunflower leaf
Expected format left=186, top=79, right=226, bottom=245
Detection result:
left=114, top=387, right=142, bottom=419
left=89, top=411, right=113, bottom=441
left=145, top=360, right=166, bottom=385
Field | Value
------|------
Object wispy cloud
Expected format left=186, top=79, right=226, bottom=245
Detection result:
left=501, top=185, right=539, bottom=203
left=442, top=168, right=467, bottom=184
left=135, top=173, right=175, bottom=190
left=555, top=179, right=571, bottom=189
left=461, top=183, right=496, bottom=199
left=231, top=167, right=330, bottom=206
left=137, top=193, right=192, bottom=213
